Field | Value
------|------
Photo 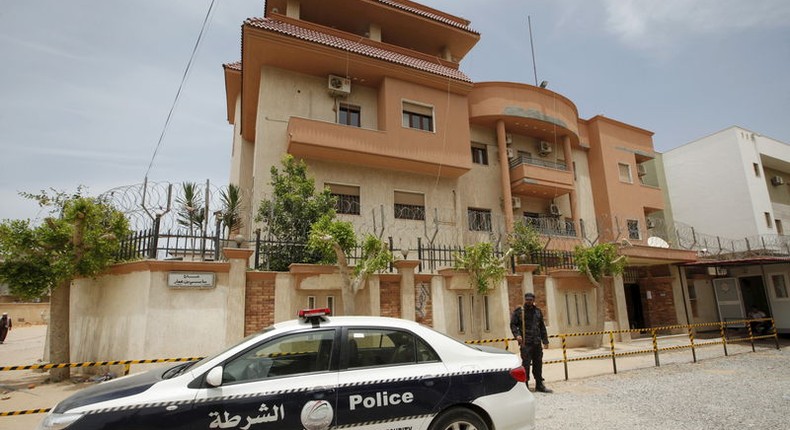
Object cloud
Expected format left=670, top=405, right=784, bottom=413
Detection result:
left=601, top=0, right=790, bottom=51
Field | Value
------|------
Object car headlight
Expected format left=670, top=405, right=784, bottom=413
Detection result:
left=36, top=412, right=84, bottom=430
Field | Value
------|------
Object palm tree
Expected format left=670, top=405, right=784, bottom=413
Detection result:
left=176, top=182, right=205, bottom=243
left=219, top=184, right=243, bottom=238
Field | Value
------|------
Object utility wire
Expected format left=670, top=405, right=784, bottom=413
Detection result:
left=144, top=0, right=218, bottom=181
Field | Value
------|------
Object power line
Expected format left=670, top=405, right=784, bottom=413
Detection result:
left=144, top=0, right=218, bottom=181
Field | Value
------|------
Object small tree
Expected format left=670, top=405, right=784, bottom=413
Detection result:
left=0, top=189, right=129, bottom=381
left=454, top=242, right=511, bottom=340
left=176, top=182, right=205, bottom=236
left=454, top=242, right=509, bottom=295
left=507, top=220, right=543, bottom=264
left=574, top=243, right=627, bottom=346
left=256, top=155, right=336, bottom=270
left=308, top=216, right=392, bottom=315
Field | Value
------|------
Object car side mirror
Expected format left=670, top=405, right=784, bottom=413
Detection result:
left=206, top=366, right=224, bottom=387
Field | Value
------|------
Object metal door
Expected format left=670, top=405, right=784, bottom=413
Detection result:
left=712, top=277, right=744, bottom=325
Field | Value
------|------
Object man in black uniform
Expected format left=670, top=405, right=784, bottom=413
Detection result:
left=510, top=292, right=552, bottom=393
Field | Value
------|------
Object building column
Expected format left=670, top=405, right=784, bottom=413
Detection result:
left=563, top=135, right=581, bottom=236
left=395, top=260, right=420, bottom=321
left=544, top=276, right=560, bottom=347
left=430, top=275, right=446, bottom=333
left=496, top=120, right=514, bottom=233
left=610, top=274, right=630, bottom=342
left=223, top=248, right=255, bottom=346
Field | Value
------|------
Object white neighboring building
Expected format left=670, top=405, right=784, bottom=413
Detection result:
left=664, top=126, right=790, bottom=239
left=663, top=126, right=790, bottom=333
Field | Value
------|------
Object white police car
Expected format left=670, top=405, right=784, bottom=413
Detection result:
left=39, top=309, right=534, bottom=430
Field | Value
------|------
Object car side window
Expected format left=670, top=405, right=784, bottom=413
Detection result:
left=346, top=329, right=439, bottom=369
left=222, top=329, right=334, bottom=384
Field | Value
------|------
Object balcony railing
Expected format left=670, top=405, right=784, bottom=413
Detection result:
left=525, top=215, right=576, bottom=237
left=509, top=155, right=568, bottom=171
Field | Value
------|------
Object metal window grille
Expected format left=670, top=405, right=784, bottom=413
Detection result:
left=395, top=203, right=425, bottom=220
left=332, top=193, right=360, bottom=215
left=468, top=209, right=492, bottom=232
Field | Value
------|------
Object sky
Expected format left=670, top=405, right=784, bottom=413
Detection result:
left=1, top=0, right=789, bottom=222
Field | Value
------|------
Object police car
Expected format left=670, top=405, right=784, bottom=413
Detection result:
left=38, top=309, right=534, bottom=430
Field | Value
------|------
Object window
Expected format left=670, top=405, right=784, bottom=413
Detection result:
left=468, top=208, right=492, bottom=232
left=394, top=191, right=425, bottom=220
left=777, top=220, right=784, bottom=235
left=346, top=329, right=439, bottom=368
left=765, top=213, right=773, bottom=228
left=627, top=219, right=640, bottom=240
left=326, top=296, right=335, bottom=314
left=338, top=103, right=361, bottom=127
left=326, top=183, right=360, bottom=215
left=572, top=161, right=577, bottom=180
left=618, top=163, right=633, bottom=183
left=471, top=144, right=488, bottom=165
left=457, top=295, right=465, bottom=333
left=483, top=295, right=491, bottom=332
left=402, top=101, right=434, bottom=131
left=564, top=292, right=590, bottom=326
left=307, top=296, right=316, bottom=309
left=222, top=329, right=334, bottom=383
left=753, top=163, right=761, bottom=177
left=771, top=274, right=788, bottom=299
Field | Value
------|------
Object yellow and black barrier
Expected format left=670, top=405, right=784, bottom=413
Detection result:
left=0, top=408, right=52, bottom=417
left=0, top=356, right=204, bottom=373
left=466, top=317, right=780, bottom=381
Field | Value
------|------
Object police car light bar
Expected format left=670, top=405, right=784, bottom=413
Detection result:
left=298, top=308, right=332, bottom=319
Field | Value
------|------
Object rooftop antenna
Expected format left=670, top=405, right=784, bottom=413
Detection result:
left=528, top=15, right=538, bottom=86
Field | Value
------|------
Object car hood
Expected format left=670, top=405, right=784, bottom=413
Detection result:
left=53, top=366, right=167, bottom=413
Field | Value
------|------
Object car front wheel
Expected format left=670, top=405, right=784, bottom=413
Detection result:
left=429, top=407, right=489, bottom=430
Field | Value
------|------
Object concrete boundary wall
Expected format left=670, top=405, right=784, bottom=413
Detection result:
left=71, top=259, right=239, bottom=363
left=69, top=252, right=685, bottom=362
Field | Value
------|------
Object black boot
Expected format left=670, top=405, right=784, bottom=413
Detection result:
left=535, top=383, right=553, bottom=393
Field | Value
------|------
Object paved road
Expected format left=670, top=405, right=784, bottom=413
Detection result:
left=535, top=346, right=790, bottom=429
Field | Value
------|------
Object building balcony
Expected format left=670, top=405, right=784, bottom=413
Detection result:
left=509, top=154, right=574, bottom=198
left=637, top=183, right=664, bottom=212
left=287, top=117, right=471, bottom=178
left=468, top=82, right=581, bottom=147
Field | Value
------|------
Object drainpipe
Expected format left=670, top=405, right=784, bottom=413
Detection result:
left=497, top=120, right=514, bottom=233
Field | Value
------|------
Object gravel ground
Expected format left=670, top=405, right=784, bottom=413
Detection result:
left=535, top=346, right=790, bottom=429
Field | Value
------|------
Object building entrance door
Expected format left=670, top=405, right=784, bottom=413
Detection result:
left=739, top=276, right=770, bottom=317
left=624, top=283, right=645, bottom=330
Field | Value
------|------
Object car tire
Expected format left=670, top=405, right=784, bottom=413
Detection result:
left=429, top=407, right=489, bottom=430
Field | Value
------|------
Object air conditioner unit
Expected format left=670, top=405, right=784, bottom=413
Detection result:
left=511, top=197, right=522, bottom=209
left=506, top=147, right=516, bottom=159
left=538, top=141, right=552, bottom=156
left=549, top=203, right=561, bottom=217
left=505, top=133, right=513, bottom=144
left=771, top=175, right=785, bottom=186
left=707, top=267, right=727, bottom=276
left=327, top=75, right=351, bottom=96
left=637, top=164, right=647, bottom=177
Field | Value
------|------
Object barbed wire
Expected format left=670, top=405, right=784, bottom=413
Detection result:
left=101, top=181, right=790, bottom=261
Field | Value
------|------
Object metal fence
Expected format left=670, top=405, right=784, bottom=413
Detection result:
left=108, top=181, right=790, bottom=270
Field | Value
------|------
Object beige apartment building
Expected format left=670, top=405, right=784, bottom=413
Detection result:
left=221, top=0, right=698, bottom=342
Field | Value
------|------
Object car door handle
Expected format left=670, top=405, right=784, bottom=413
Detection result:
left=420, top=375, right=436, bottom=387
left=311, top=385, right=337, bottom=397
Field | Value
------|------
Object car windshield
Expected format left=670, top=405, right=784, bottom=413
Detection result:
left=163, top=327, right=275, bottom=379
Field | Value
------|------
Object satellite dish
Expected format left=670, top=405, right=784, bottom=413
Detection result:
left=647, top=236, right=670, bottom=248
